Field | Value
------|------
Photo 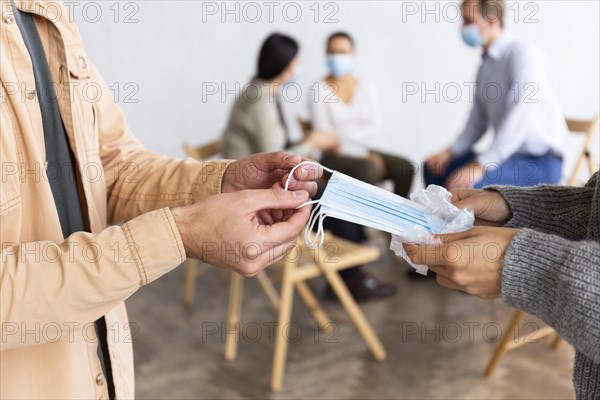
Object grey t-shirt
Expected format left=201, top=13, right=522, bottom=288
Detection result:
left=9, top=2, right=115, bottom=398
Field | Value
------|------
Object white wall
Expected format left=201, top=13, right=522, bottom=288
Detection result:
left=76, top=0, right=600, bottom=185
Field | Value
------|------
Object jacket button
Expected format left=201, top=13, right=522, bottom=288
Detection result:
left=25, top=89, right=36, bottom=100
left=79, top=55, right=88, bottom=70
left=95, top=373, right=105, bottom=386
left=2, top=13, right=14, bottom=24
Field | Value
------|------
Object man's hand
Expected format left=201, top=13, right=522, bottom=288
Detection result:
left=403, top=227, right=518, bottom=299
left=221, top=152, right=322, bottom=196
left=445, top=162, right=484, bottom=190
left=171, top=188, right=311, bottom=276
left=451, top=188, right=512, bottom=226
left=426, top=147, right=453, bottom=177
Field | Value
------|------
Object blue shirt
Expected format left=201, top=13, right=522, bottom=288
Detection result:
left=451, top=32, right=568, bottom=166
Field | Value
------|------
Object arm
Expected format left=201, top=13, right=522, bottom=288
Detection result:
left=90, top=62, right=231, bottom=224
left=249, top=100, right=311, bottom=157
left=502, top=229, right=600, bottom=363
left=1, top=208, right=185, bottom=350
left=450, top=69, right=489, bottom=157
left=488, top=173, right=597, bottom=240
left=477, top=46, right=542, bottom=166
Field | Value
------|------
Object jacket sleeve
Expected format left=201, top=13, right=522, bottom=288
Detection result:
left=502, top=228, right=600, bottom=363
left=89, top=61, right=233, bottom=224
left=1, top=208, right=185, bottom=350
left=486, top=172, right=597, bottom=241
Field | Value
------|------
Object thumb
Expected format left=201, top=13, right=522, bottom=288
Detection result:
left=450, top=188, right=478, bottom=206
left=245, top=188, right=309, bottom=211
left=434, top=228, right=475, bottom=244
left=249, top=151, right=302, bottom=172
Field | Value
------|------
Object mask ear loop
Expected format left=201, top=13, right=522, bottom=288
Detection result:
left=304, top=203, right=322, bottom=247
left=284, top=161, right=335, bottom=246
left=284, top=161, right=334, bottom=191
left=304, top=206, right=331, bottom=248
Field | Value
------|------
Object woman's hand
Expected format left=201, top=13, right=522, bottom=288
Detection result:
left=426, top=147, right=453, bottom=176
left=306, top=130, right=341, bottom=152
left=444, top=163, right=484, bottom=190
left=451, top=188, right=512, bottom=226
left=403, top=226, right=518, bottom=299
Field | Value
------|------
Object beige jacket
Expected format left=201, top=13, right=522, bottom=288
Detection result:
left=1, top=1, right=230, bottom=398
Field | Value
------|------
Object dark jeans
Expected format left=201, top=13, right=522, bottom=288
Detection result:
left=424, top=151, right=563, bottom=189
left=318, top=152, right=415, bottom=279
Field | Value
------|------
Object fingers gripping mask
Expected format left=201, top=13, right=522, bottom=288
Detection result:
left=285, top=162, right=474, bottom=250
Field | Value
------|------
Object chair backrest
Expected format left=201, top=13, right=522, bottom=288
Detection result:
left=566, top=113, right=600, bottom=185
left=184, top=139, right=223, bottom=161
left=566, top=113, right=600, bottom=138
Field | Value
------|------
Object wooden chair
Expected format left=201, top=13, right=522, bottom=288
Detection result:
left=182, top=139, right=229, bottom=308
left=567, top=113, right=600, bottom=185
left=182, top=139, right=281, bottom=307
left=484, top=310, right=562, bottom=377
left=183, top=139, right=223, bottom=161
left=225, top=232, right=387, bottom=392
left=485, top=114, right=599, bottom=377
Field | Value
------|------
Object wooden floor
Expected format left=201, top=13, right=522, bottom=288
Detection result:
left=126, top=235, right=576, bottom=399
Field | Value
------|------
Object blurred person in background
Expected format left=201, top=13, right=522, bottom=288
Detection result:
left=224, top=32, right=397, bottom=301
left=424, top=0, right=568, bottom=190
left=223, top=33, right=340, bottom=159
left=310, top=31, right=419, bottom=284
left=310, top=31, right=415, bottom=199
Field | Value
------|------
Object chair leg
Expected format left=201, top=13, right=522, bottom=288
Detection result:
left=484, top=310, right=525, bottom=377
left=182, top=259, right=197, bottom=309
left=219, top=268, right=230, bottom=285
left=295, top=281, right=332, bottom=333
left=225, top=272, right=244, bottom=362
left=255, top=270, right=280, bottom=310
left=271, top=262, right=295, bottom=392
left=569, top=154, right=586, bottom=185
left=586, top=153, right=596, bottom=178
left=321, top=267, right=387, bottom=361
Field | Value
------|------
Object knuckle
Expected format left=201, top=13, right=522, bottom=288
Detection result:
left=453, top=273, right=470, bottom=287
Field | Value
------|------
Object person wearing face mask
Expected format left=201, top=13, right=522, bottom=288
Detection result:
left=310, top=32, right=415, bottom=199
left=223, top=33, right=340, bottom=159
left=424, top=0, right=568, bottom=191
left=309, top=31, right=416, bottom=297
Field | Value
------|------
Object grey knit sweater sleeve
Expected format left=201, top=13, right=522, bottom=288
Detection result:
left=488, top=181, right=595, bottom=240
left=491, top=172, right=600, bottom=398
left=502, top=229, right=600, bottom=364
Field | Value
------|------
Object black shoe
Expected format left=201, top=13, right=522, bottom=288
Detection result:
left=324, top=272, right=397, bottom=302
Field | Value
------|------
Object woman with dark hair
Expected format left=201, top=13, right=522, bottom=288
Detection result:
left=223, top=33, right=339, bottom=159
left=224, top=33, right=396, bottom=301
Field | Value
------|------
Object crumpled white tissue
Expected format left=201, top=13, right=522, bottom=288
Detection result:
left=389, top=185, right=474, bottom=275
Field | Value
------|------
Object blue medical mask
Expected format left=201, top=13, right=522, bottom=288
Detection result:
left=326, top=54, right=354, bottom=77
left=461, top=24, right=483, bottom=47
left=284, top=162, right=433, bottom=247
